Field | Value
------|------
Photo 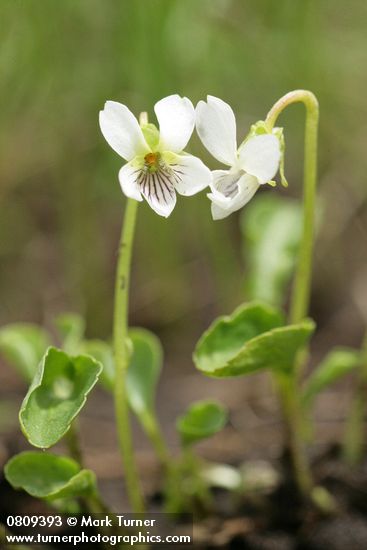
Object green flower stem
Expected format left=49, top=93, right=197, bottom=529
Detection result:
left=182, top=448, right=212, bottom=511
left=265, top=90, right=319, bottom=324
left=276, top=371, right=313, bottom=495
left=165, top=448, right=212, bottom=514
left=141, top=414, right=189, bottom=515
left=266, top=90, right=319, bottom=497
left=343, top=333, right=367, bottom=466
left=141, top=415, right=203, bottom=517
left=113, top=196, right=144, bottom=513
left=141, top=413, right=171, bottom=468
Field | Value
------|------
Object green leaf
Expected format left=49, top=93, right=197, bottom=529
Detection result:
left=81, top=328, right=163, bottom=403
left=241, top=195, right=302, bottom=306
left=302, top=348, right=361, bottom=409
left=54, top=313, right=85, bottom=355
left=20, top=347, right=102, bottom=448
left=177, top=400, right=228, bottom=446
left=0, top=324, right=50, bottom=381
left=5, top=451, right=95, bottom=500
left=193, top=302, right=315, bottom=377
left=82, top=339, right=115, bottom=391
left=127, top=328, right=163, bottom=418
left=194, top=302, right=283, bottom=376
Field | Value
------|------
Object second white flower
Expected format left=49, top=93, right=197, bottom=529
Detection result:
left=196, top=96, right=281, bottom=220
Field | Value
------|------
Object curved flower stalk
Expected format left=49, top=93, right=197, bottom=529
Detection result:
left=196, top=96, right=284, bottom=220
left=99, top=94, right=212, bottom=217
left=193, top=91, right=321, bottom=500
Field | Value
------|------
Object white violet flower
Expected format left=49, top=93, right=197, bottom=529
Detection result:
left=99, top=94, right=212, bottom=217
left=196, top=96, right=282, bottom=220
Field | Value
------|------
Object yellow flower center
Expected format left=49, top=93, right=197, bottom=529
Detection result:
left=144, top=152, right=161, bottom=173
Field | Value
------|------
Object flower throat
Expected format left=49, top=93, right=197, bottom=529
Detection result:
left=144, top=152, right=161, bottom=173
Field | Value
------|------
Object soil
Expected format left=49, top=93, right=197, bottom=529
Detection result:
left=1, top=343, right=366, bottom=549
left=1, top=442, right=367, bottom=549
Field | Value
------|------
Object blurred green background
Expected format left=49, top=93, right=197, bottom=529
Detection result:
left=1, top=0, right=367, bottom=355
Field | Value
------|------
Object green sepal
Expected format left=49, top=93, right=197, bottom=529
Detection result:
left=141, top=123, right=159, bottom=150
left=4, top=451, right=96, bottom=500
left=19, top=347, right=102, bottom=448
left=176, top=400, right=228, bottom=447
left=240, top=121, right=288, bottom=187
left=0, top=324, right=50, bottom=382
left=193, top=302, right=315, bottom=377
left=244, top=120, right=269, bottom=138
left=273, top=126, right=288, bottom=187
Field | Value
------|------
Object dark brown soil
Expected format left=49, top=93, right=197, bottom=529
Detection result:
left=1, top=442, right=367, bottom=549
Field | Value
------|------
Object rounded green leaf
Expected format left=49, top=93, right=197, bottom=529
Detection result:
left=127, top=328, right=163, bottom=417
left=241, top=195, right=302, bottom=306
left=193, top=302, right=315, bottom=377
left=0, top=324, right=50, bottom=382
left=54, top=313, right=85, bottom=355
left=302, top=348, right=361, bottom=409
left=194, top=302, right=284, bottom=376
left=177, top=400, right=228, bottom=447
left=20, top=347, right=102, bottom=448
left=82, top=339, right=115, bottom=391
left=5, top=451, right=95, bottom=500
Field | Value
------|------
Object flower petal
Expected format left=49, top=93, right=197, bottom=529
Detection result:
left=137, top=170, right=177, bottom=218
left=196, top=96, right=237, bottom=166
left=211, top=169, right=242, bottom=198
left=208, top=173, right=259, bottom=220
left=208, top=192, right=232, bottom=220
left=235, top=174, right=260, bottom=208
left=99, top=101, right=150, bottom=161
left=210, top=201, right=234, bottom=221
left=118, top=162, right=144, bottom=202
left=238, top=134, right=280, bottom=184
left=171, top=154, right=212, bottom=196
left=154, top=95, right=195, bottom=153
